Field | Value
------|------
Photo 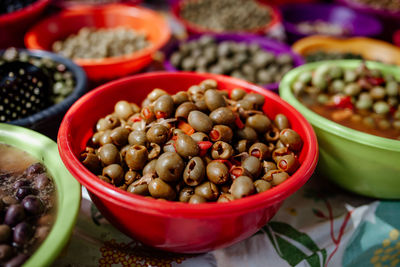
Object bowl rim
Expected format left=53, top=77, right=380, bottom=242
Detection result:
left=162, top=33, right=305, bottom=92
left=24, top=4, right=171, bottom=67
left=171, top=0, right=282, bottom=35
left=0, top=48, right=88, bottom=127
left=279, top=59, right=400, bottom=152
left=280, top=3, right=382, bottom=37
left=335, top=0, right=400, bottom=18
left=0, top=0, right=51, bottom=24
left=58, top=71, right=318, bottom=218
left=0, top=123, right=81, bottom=267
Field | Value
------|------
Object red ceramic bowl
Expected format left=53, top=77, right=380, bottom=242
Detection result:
left=25, top=4, right=170, bottom=81
left=58, top=72, right=318, bottom=253
left=0, top=0, right=51, bottom=48
left=171, top=0, right=281, bottom=35
left=52, top=0, right=142, bottom=9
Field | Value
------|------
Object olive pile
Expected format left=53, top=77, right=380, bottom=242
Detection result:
left=169, top=36, right=295, bottom=85
left=352, top=0, right=400, bottom=12
left=180, top=0, right=271, bottom=32
left=81, top=79, right=303, bottom=204
left=0, top=163, right=55, bottom=266
left=52, top=27, right=149, bottom=60
left=305, top=51, right=364, bottom=63
left=296, top=20, right=350, bottom=36
left=0, top=0, right=37, bottom=15
left=0, top=48, right=76, bottom=123
left=293, top=63, right=400, bottom=139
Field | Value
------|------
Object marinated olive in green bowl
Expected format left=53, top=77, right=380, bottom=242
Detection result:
left=280, top=60, right=400, bottom=199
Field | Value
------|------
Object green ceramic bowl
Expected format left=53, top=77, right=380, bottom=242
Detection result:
left=280, top=60, right=400, bottom=199
left=0, top=123, right=81, bottom=266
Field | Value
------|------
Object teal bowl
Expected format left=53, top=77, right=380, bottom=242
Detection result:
left=0, top=123, right=81, bottom=266
left=280, top=60, right=400, bottom=199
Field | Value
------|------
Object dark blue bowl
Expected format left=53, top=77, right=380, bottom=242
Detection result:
left=1, top=49, right=88, bottom=139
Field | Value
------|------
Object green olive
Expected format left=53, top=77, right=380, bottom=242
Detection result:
left=263, top=161, right=277, bottom=173
left=242, top=156, right=261, bottom=178
left=110, top=126, right=129, bottom=147
left=230, top=176, right=254, bottom=199
left=146, top=124, right=169, bottom=145
left=236, top=139, right=249, bottom=153
left=274, top=114, right=290, bottom=131
left=172, top=91, right=189, bottom=106
left=147, top=88, right=167, bottom=102
left=243, top=93, right=265, bottom=108
left=179, top=187, right=194, bottom=202
left=128, top=130, right=147, bottom=146
left=154, top=95, right=174, bottom=118
left=236, top=126, right=258, bottom=142
left=102, top=164, right=124, bottom=185
left=175, top=102, right=198, bottom=119
left=155, top=152, right=184, bottom=183
left=188, top=111, right=213, bottom=133
left=249, top=142, right=270, bottom=160
left=277, top=154, right=299, bottom=174
left=191, top=132, right=210, bottom=142
left=148, top=178, right=176, bottom=200
left=188, top=194, right=207, bottom=204
left=124, top=170, right=140, bottom=185
left=114, top=100, right=134, bottom=120
left=246, top=114, right=271, bottom=133
left=96, top=115, right=120, bottom=132
left=127, top=183, right=149, bottom=196
left=206, top=161, right=230, bottom=185
left=209, top=107, right=236, bottom=125
left=183, top=157, right=205, bottom=186
left=125, top=145, right=148, bottom=171
left=217, top=193, right=235, bottom=203
left=99, top=143, right=120, bottom=166
left=230, top=88, right=246, bottom=101
left=211, top=141, right=233, bottom=160
left=279, top=129, right=303, bottom=152
left=175, top=134, right=199, bottom=158
left=204, top=89, right=227, bottom=111
left=200, top=79, right=218, bottom=90
left=210, top=125, right=233, bottom=142
left=194, top=181, right=219, bottom=201
left=81, top=151, right=101, bottom=173
left=254, top=180, right=271, bottom=193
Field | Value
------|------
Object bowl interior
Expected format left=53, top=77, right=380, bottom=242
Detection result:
left=281, top=4, right=381, bottom=36
left=0, top=0, right=50, bottom=24
left=171, top=0, right=281, bottom=34
left=163, top=34, right=304, bottom=92
left=58, top=72, right=318, bottom=217
left=0, top=123, right=81, bottom=267
left=279, top=60, right=400, bottom=151
left=25, top=4, right=170, bottom=65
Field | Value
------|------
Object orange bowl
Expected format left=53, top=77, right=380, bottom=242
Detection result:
left=292, top=35, right=400, bottom=65
left=25, top=4, right=171, bottom=81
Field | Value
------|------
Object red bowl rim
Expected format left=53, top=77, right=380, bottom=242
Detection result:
left=24, top=4, right=171, bottom=67
left=58, top=72, right=318, bottom=218
left=171, top=0, right=281, bottom=35
left=0, top=0, right=50, bottom=24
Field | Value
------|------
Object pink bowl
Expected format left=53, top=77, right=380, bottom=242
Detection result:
left=57, top=72, right=318, bottom=253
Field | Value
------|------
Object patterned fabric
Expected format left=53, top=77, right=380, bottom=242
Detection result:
left=53, top=175, right=400, bottom=267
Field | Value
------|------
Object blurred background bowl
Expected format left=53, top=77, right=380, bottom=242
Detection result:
left=0, top=0, right=51, bottom=49
left=292, top=35, right=400, bottom=65
left=0, top=123, right=81, bottom=267
left=171, top=0, right=281, bottom=35
left=51, top=0, right=142, bottom=9
left=163, top=34, right=304, bottom=93
left=58, top=72, right=318, bottom=253
left=280, top=3, right=382, bottom=43
left=25, top=4, right=171, bottom=81
left=280, top=60, right=400, bottom=199
left=2, top=48, right=87, bottom=140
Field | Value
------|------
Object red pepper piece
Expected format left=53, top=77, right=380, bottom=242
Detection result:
left=234, top=115, right=244, bottom=129
left=142, top=107, right=153, bottom=120
left=250, top=149, right=261, bottom=159
left=130, top=116, right=142, bottom=122
left=156, top=111, right=167, bottom=119
left=230, top=166, right=244, bottom=179
left=367, top=77, right=385, bottom=86
left=209, top=129, right=220, bottom=141
left=198, top=141, right=212, bottom=157
left=332, top=95, right=354, bottom=110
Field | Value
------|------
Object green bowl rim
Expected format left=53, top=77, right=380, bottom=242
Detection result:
left=279, top=59, right=400, bottom=152
left=0, top=123, right=81, bottom=267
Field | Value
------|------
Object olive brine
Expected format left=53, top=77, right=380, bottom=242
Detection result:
left=81, top=80, right=303, bottom=203
left=0, top=144, right=55, bottom=266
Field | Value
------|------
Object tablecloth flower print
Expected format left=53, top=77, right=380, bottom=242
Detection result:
left=53, top=175, right=400, bottom=267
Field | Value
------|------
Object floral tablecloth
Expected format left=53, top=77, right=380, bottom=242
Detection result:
left=53, top=173, right=400, bottom=267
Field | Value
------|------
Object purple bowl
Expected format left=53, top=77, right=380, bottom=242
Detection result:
left=280, top=3, right=382, bottom=42
left=163, top=34, right=304, bottom=93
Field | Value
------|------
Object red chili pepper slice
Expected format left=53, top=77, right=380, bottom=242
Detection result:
left=230, top=166, right=243, bottom=179
left=156, top=111, right=167, bottom=119
left=142, top=107, right=153, bottom=120
left=215, top=159, right=233, bottom=169
left=234, top=114, right=244, bottom=129
left=331, top=95, right=354, bottom=110
left=130, top=116, right=142, bottom=122
left=209, top=129, right=220, bottom=141
left=198, top=141, right=212, bottom=157
left=367, top=77, right=385, bottom=86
